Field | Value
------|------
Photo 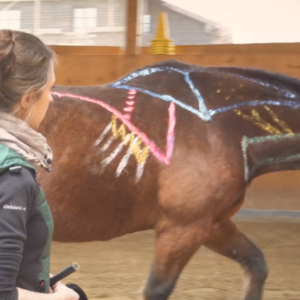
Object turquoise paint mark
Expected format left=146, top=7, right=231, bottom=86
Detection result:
left=242, top=134, right=300, bottom=181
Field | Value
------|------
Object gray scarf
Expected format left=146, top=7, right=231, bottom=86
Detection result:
left=0, top=111, right=52, bottom=172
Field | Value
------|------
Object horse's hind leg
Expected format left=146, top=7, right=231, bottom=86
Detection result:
left=143, top=163, right=215, bottom=300
left=204, top=219, right=268, bottom=300
left=144, top=218, right=211, bottom=300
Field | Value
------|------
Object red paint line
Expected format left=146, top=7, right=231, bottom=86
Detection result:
left=52, top=91, right=175, bottom=165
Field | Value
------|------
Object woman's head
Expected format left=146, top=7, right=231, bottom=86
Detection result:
left=0, top=30, right=56, bottom=129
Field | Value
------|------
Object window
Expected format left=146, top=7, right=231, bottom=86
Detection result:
left=98, top=0, right=109, bottom=27
left=73, top=2, right=125, bottom=34
left=98, top=0, right=125, bottom=29
left=113, top=0, right=126, bottom=27
left=143, top=14, right=151, bottom=33
left=0, top=10, right=21, bottom=30
left=73, top=8, right=97, bottom=33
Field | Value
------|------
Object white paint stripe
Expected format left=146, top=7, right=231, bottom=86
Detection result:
left=116, top=137, right=139, bottom=177
left=101, top=135, right=130, bottom=167
left=135, top=163, right=145, bottom=183
left=101, top=135, right=115, bottom=152
left=116, top=149, right=132, bottom=177
left=94, top=123, right=112, bottom=146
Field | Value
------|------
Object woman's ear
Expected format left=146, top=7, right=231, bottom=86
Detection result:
left=20, top=91, right=35, bottom=110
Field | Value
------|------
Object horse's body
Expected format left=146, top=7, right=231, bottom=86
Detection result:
left=38, top=59, right=300, bottom=300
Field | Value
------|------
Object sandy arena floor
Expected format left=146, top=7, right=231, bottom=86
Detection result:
left=50, top=220, right=300, bottom=300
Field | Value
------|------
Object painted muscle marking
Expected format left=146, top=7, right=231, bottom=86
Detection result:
left=166, top=102, right=176, bottom=160
left=111, top=66, right=211, bottom=121
left=52, top=92, right=176, bottom=165
left=116, top=138, right=138, bottom=177
left=235, top=106, right=293, bottom=135
left=124, top=107, right=134, bottom=112
left=99, top=121, right=149, bottom=183
left=111, top=115, right=150, bottom=165
left=112, top=84, right=206, bottom=119
left=135, top=163, right=146, bottom=183
left=236, top=109, right=282, bottom=135
left=101, top=136, right=115, bottom=152
left=110, top=66, right=300, bottom=121
left=101, top=139, right=126, bottom=168
left=94, top=123, right=112, bottom=146
left=210, top=70, right=296, bottom=99
left=263, top=106, right=293, bottom=134
left=210, top=100, right=300, bottom=116
left=123, top=89, right=136, bottom=118
left=242, top=134, right=300, bottom=180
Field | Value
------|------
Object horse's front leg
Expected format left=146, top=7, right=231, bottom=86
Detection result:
left=204, top=219, right=268, bottom=300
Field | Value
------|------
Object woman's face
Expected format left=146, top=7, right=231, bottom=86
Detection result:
left=22, top=67, right=56, bottom=130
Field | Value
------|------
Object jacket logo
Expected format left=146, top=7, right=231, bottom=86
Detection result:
left=3, top=204, right=27, bottom=211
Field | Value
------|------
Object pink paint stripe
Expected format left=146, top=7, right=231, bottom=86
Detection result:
left=123, top=106, right=134, bottom=112
left=128, top=89, right=137, bottom=95
left=166, top=102, right=176, bottom=160
left=123, top=114, right=131, bottom=120
left=52, top=91, right=173, bottom=164
left=127, top=95, right=135, bottom=100
left=125, top=101, right=135, bottom=106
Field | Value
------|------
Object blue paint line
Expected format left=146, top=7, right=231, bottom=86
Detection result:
left=111, top=83, right=210, bottom=120
left=209, top=99, right=300, bottom=116
left=118, top=67, right=297, bottom=100
left=112, top=66, right=211, bottom=120
left=114, top=67, right=185, bottom=85
left=111, top=66, right=300, bottom=122
left=215, top=71, right=297, bottom=99
left=184, top=72, right=211, bottom=120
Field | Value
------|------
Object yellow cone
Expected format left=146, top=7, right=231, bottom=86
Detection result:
left=150, top=12, right=175, bottom=55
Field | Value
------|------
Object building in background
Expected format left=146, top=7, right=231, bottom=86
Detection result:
left=142, top=0, right=231, bottom=46
left=0, top=0, right=231, bottom=46
left=0, top=0, right=127, bottom=45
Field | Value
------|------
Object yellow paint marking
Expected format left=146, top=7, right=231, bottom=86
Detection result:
left=111, top=115, right=149, bottom=164
left=263, top=106, right=293, bottom=135
left=234, top=106, right=293, bottom=135
left=235, top=109, right=283, bottom=135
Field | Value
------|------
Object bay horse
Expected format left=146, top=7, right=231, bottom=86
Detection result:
left=38, top=59, right=300, bottom=300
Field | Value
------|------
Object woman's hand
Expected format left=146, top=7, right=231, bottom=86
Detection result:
left=53, top=281, right=79, bottom=300
left=17, top=282, right=79, bottom=300
left=49, top=273, right=79, bottom=300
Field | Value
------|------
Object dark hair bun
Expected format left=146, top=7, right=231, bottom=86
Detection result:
left=0, top=30, right=16, bottom=85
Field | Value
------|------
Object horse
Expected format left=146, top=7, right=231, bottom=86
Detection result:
left=38, top=59, right=300, bottom=300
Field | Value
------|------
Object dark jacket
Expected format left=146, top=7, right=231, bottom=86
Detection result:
left=0, top=144, right=54, bottom=300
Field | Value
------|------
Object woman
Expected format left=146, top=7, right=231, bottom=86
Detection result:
left=0, top=30, right=79, bottom=300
